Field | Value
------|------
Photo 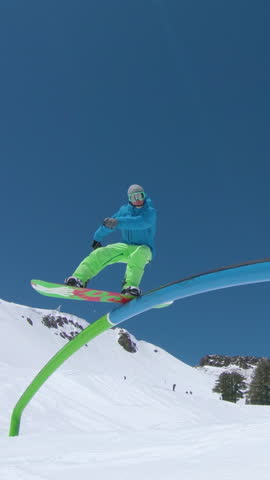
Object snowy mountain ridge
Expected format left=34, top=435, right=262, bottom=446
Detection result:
left=200, top=353, right=263, bottom=369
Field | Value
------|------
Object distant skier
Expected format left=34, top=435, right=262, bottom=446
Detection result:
left=65, top=185, right=157, bottom=296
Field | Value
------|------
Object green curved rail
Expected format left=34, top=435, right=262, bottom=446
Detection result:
left=9, top=314, right=113, bottom=436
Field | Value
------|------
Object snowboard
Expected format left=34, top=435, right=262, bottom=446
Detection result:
left=31, top=279, right=173, bottom=309
left=31, top=279, right=133, bottom=304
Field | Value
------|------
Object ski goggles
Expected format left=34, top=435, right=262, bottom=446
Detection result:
left=128, top=191, right=145, bottom=203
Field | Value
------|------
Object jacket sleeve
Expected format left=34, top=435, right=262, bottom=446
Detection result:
left=93, top=208, right=122, bottom=242
left=117, top=209, right=156, bottom=230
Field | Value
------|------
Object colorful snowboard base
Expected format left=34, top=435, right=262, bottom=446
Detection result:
left=31, top=279, right=173, bottom=309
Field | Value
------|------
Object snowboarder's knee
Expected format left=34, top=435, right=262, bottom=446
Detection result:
left=134, top=245, right=152, bottom=261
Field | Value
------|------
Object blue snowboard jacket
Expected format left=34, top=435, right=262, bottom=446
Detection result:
left=93, top=197, right=157, bottom=256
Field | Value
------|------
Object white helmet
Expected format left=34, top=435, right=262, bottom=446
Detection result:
left=127, top=184, right=145, bottom=206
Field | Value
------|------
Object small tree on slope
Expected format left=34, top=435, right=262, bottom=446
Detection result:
left=246, top=358, right=270, bottom=405
left=213, top=371, right=246, bottom=403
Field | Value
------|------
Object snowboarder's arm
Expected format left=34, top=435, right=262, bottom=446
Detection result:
left=93, top=209, right=121, bottom=242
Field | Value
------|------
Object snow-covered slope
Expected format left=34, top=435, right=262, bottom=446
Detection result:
left=0, top=298, right=216, bottom=436
left=1, top=298, right=270, bottom=480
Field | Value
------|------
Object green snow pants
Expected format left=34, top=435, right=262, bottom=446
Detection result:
left=72, top=243, right=152, bottom=289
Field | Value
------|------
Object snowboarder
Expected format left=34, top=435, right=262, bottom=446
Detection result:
left=65, top=184, right=157, bottom=296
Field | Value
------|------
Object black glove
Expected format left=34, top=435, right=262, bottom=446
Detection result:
left=103, top=217, right=118, bottom=229
left=92, top=240, right=102, bottom=250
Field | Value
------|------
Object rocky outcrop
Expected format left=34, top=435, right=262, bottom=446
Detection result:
left=118, top=329, right=137, bottom=353
left=41, top=314, right=84, bottom=342
left=199, top=354, right=263, bottom=369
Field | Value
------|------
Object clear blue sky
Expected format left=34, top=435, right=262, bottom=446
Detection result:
left=1, top=1, right=270, bottom=365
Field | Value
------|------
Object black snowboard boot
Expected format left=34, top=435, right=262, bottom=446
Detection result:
left=65, top=276, right=86, bottom=288
left=121, top=286, right=142, bottom=297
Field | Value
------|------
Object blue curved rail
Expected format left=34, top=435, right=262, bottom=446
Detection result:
left=109, top=259, right=270, bottom=325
